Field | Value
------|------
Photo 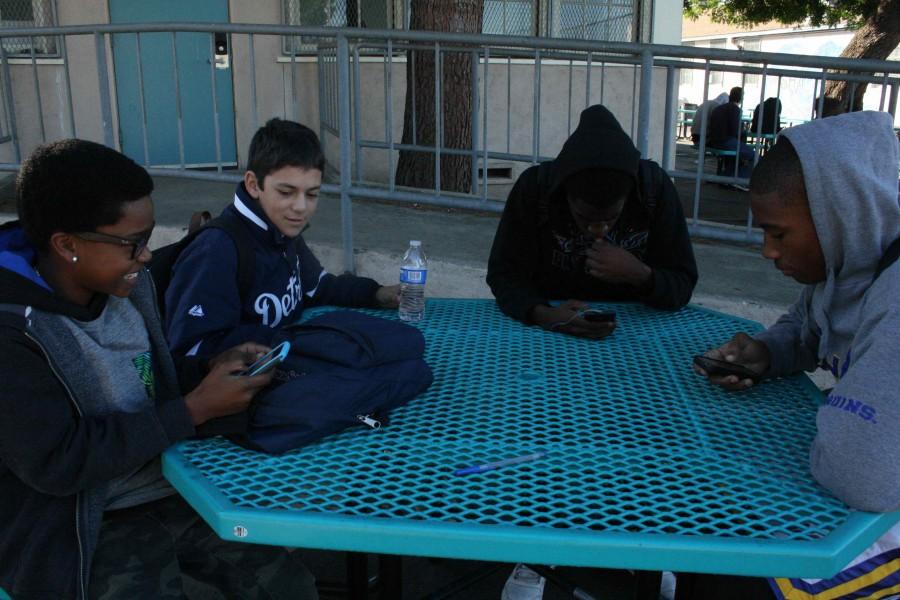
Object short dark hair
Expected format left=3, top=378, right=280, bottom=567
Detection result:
left=16, top=139, right=153, bottom=253
left=247, top=118, right=325, bottom=188
left=565, top=168, right=634, bottom=206
left=729, top=87, right=743, bottom=104
left=749, top=137, right=806, bottom=205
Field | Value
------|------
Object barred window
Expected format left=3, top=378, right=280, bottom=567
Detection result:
left=739, top=37, right=761, bottom=84
left=283, top=0, right=396, bottom=54
left=0, top=0, right=57, bottom=56
left=283, top=0, right=641, bottom=52
left=708, top=39, right=725, bottom=85
left=483, top=0, right=535, bottom=36
left=680, top=41, right=694, bottom=86
left=547, top=0, right=636, bottom=42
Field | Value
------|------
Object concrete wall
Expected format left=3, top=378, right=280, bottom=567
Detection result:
left=651, top=0, right=681, bottom=45
left=0, top=0, right=112, bottom=162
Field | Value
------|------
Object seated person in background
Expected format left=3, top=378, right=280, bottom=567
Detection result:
left=690, top=92, right=729, bottom=145
left=0, top=139, right=318, bottom=599
left=688, top=111, right=899, bottom=599
left=165, top=118, right=399, bottom=359
left=486, top=104, right=698, bottom=339
left=707, top=86, right=756, bottom=179
left=750, top=97, right=782, bottom=136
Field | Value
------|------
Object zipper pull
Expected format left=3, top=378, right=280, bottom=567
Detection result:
left=357, top=414, right=381, bottom=429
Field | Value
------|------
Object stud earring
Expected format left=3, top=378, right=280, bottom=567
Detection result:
left=72, top=256, right=78, bottom=263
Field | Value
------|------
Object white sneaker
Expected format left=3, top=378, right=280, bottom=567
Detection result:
left=501, top=564, right=546, bottom=600
left=659, top=571, right=676, bottom=600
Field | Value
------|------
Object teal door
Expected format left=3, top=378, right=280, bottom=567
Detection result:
left=110, top=0, right=236, bottom=167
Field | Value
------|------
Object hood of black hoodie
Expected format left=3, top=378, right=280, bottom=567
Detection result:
left=547, top=104, right=641, bottom=197
left=0, top=221, right=107, bottom=320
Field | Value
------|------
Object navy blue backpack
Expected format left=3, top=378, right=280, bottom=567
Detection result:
left=229, top=310, right=433, bottom=454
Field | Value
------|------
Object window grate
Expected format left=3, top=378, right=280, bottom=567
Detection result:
left=283, top=0, right=396, bottom=54
left=0, top=0, right=57, bottom=56
left=282, top=0, right=640, bottom=54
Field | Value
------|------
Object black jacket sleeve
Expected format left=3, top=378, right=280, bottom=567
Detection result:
left=486, top=167, right=551, bottom=323
left=311, top=273, right=382, bottom=308
left=0, top=329, right=195, bottom=497
left=638, top=165, right=698, bottom=310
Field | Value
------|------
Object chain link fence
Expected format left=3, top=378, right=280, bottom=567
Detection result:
left=549, top=0, right=635, bottom=42
left=284, top=0, right=396, bottom=53
left=0, top=0, right=57, bottom=55
left=483, top=0, right=535, bottom=36
left=283, top=0, right=637, bottom=53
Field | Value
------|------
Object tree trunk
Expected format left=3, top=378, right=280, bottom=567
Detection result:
left=395, top=0, right=484, bottom=193
left=823, top=0, right=900, bottom=115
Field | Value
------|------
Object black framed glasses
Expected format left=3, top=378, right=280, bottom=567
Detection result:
left=73, top=229, right=153, bottom=260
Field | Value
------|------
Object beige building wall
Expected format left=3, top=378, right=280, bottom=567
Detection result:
left=0, top=0, right=112, bottom=163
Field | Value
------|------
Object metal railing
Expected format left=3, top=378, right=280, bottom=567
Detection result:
left=0, top=22, right=897, bottom=270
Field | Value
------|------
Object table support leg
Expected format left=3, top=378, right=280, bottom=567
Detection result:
left=346, top=552, right=369, bottom=600
left=378, top=555, right=402, bottom=600
left=633, top=570, right=662, bottom=600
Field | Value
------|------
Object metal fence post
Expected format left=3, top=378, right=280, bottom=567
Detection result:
left=337, top=35, right=355, bottom=275
left=94, top=31, right=114, bottom=149
left=636, top=48, right=652, bottom=158
left=0, top=42, right=21, bottom=162
left=662, top=65, right=676, bottom=171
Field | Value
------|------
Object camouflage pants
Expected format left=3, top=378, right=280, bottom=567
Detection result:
left=89, top=494, right=318, bottom=600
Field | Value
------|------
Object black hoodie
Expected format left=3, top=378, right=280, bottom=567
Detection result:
left=486, top=105, right=698, bottom=322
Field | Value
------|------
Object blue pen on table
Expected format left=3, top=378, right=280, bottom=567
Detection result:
left=454, top=451, right=547, bottom=476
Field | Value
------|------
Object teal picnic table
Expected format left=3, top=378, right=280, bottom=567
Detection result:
left=162, top=299, right=899, bottom=599
left=678, top=108, right=696, bottom=139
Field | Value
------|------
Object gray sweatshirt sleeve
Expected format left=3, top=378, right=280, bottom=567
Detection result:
left=808, top=305, right=900, bottom=512
left=753, top=288, right=820, bottom=378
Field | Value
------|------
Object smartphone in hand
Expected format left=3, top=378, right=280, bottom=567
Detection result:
left=580, top=309, right=617, bottom=323
left=242, top=341, right=291, bottom=376
left=693, top=355, right=762, bottom=383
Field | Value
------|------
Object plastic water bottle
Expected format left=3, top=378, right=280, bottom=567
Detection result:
left=399, top=240, right=427, bottom=322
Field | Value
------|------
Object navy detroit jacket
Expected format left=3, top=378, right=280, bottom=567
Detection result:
left=165, top=182, right=381, bottom=358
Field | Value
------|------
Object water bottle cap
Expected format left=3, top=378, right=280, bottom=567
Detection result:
left=409, top=240, right=422, bottom=247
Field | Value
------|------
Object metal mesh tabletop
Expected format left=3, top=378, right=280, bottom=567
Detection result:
left=163, top=299, right=897, bottom=578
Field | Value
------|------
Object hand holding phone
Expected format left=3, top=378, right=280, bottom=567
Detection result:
left=579, top=309, right=617, bottom=323
left=242, top=341, right=291, bottom=376
left=534, top=301, right=615, bottom=340
left=692, top=355, right=762, bottom=384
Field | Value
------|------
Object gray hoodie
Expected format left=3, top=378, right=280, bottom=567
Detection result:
left=755, top=111, right=900, bottom=513
left=691, top=92, right=730, bottom=139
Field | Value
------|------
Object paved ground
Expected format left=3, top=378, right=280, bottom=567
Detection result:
left=0, top=142, right=827, bottom=599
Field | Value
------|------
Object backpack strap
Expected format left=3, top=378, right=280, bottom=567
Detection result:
left=0, top=303, right=29, bottom=332
left=205, top=214, right=256, bottom=303
left=535, top=162, right=554, bottom=223
left=637, top=159, right=661, bottom=216
left=875, top=237, right=900, bottom=281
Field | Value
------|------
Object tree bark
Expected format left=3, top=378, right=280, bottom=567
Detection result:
left=823, top=0, right=900, bottom=115
left=395, top=0, right=484, bottom=193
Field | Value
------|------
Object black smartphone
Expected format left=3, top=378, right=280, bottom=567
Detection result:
left=580, top=309, right=617, bottom=323
left=242, top=341, right=291, bottom=376
left=693, top=355, right=762, bottom=383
